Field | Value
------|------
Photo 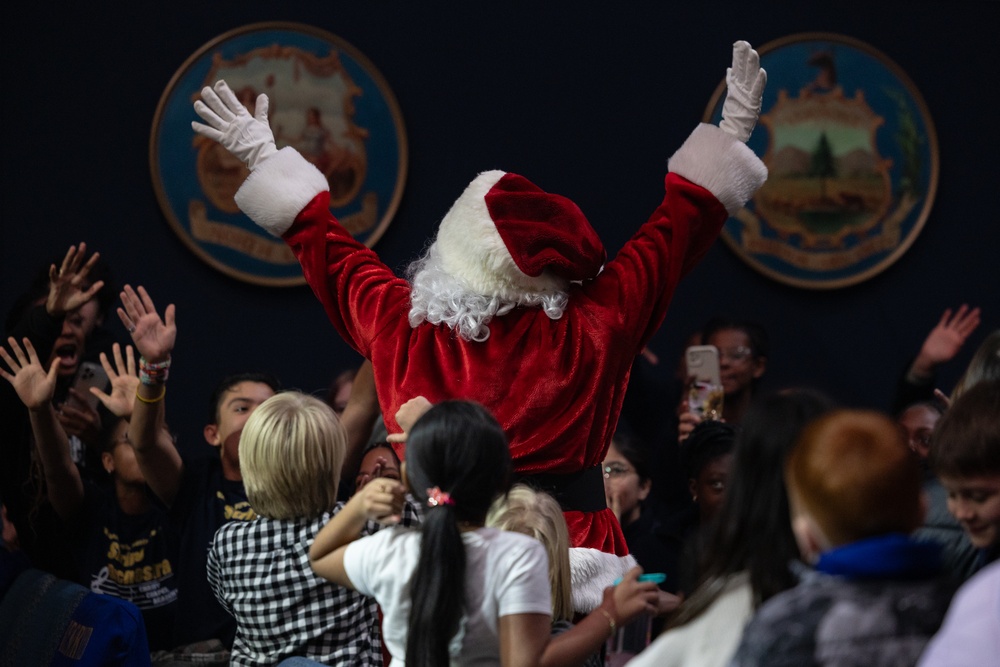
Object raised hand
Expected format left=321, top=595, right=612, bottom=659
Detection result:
left=117, top=285, right=176, bottom=364
left=45, top=243, right=105, bottom=317
left=0, top=337, right=58, bottom=410
left=386, top=396, right=434, bottom=443
left=192, top=80, right=278, bottom=171
left=677, top=403, right=704, bottom=443
left=90, top=343, right=140, bottom=419
left=719, top=40, right=767, bottom=142
left=3, top=342, right=86, bottom=521
left=912, top=305, right=982, bottom=376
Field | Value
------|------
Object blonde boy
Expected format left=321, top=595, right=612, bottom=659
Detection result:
left=207, top=392, right=414, bottom=667
left=731, top=410, right=955, bottom=667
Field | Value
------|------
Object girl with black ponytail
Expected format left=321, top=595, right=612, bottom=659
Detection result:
left=310, top=400, right=552, bottom=666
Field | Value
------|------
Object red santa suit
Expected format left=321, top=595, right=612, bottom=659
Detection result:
left=234, top=123, right=766, bottom=558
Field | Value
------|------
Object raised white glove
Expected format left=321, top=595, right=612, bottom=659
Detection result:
left=192, top=80, right=278, bottom=170
left=719, top=41, right=767, bottom=143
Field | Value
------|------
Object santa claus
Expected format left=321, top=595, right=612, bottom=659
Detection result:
left=193, top=40, right=767, bottom=602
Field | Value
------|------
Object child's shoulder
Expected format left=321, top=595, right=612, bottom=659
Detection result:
left=469, top=527, right=547, bottom=562
left=468, top=526, right=533, bottom=545
left=751, top=569, right=955, bottom=637
left=354, top=522, right=421, bottom=553
left=211, top=514, right=298, bottom=546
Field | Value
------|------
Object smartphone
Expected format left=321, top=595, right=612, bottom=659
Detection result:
left=685, top=345, right=724, bottom=420
left=613, top=573, right=667, bottom=586
left=66, top=361, right=109, bottom=412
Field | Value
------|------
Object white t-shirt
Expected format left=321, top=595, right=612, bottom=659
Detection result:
left=343, top=526, right=551, bottom=666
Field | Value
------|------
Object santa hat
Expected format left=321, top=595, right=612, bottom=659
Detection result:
left=434, top=171, right=606, bottom=297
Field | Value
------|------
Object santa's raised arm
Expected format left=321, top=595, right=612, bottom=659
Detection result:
left=194, top=40, right=767, bottom=605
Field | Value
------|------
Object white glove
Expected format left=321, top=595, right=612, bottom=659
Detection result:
left=719, top=41, right=767, bottom=143
left=192, top=80, right=278, bottom=170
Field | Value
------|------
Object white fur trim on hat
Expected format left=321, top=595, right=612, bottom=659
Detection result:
left=431, top=170, right=569, bottom=299
left=234, top=146, right=330, bottom=237
left=569, top=548, right=638, bottom=614
left=667, top=123, right=768, bottom=216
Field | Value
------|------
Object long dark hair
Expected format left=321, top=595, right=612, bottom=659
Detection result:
left=671, top=388, right=834, bottom=627
left=404, top=401, right=512, bottom=667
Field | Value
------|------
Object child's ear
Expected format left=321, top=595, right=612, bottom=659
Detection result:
left=638, top=478, right=652, bottom=502
left=792, top=515, right=823, bottom=564
left=204, top=424, right=221, bottom=447
left=102, top=451, right=115, bottom=475
left=400, top=462, right=409, bottom=492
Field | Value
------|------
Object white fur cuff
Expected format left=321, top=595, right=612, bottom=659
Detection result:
left=667, top=123, right=768, bottom=216
left=234, top=146, right=330, bottom=237
left=569, top=548, right=638, bottom=614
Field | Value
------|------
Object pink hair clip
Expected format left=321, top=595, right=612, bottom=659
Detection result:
left=426, top=486, right=454, bottom=508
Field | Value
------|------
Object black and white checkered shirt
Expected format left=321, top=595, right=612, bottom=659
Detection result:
left=207, top=498, right=421, bottom=667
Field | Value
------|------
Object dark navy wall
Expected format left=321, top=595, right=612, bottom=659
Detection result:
left=3, top=2, right=998, bottom=454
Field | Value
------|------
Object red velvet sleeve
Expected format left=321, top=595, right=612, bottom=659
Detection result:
left=281, top=191, right=411, bottom=357
left=587, top=173, right=728, bottom=352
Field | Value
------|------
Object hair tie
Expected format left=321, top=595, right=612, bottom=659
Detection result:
left=426, top=486, right=454, bottom=508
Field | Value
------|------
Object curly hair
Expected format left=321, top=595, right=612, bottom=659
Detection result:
left=406, top=244, right=568, bottom=342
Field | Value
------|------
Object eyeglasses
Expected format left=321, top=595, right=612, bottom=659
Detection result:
left=603, top=463, right=634, bottom=479
left=718, top=346, right=753, bottom=362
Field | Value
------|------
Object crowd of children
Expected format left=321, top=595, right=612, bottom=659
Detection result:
left=1, top=241, right=996, bottom=667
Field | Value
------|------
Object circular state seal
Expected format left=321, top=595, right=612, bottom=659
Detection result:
left=704, top=33, right=938, bottom=289
left=150, top=22, right=408, bottom=286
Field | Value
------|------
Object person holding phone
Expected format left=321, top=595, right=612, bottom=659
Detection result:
left=631, top=389, right=833, bottom=667
left=678, top=317, right=768, bottom=442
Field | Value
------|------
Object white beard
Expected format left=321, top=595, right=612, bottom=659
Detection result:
left=406, top=244, right=568, bottom=342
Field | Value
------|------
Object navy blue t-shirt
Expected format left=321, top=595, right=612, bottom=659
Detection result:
left=169, top=456, right=255, bottom=649
left=78, top=482, right=179, bottom=651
